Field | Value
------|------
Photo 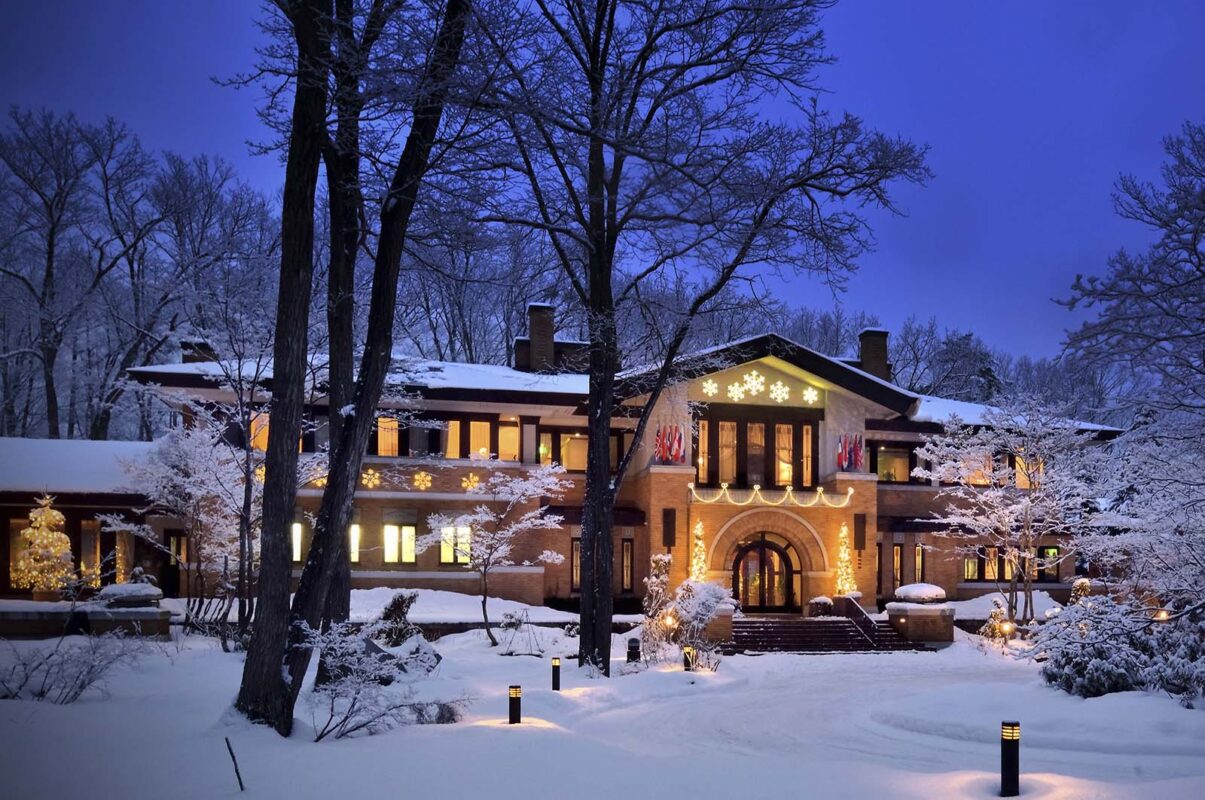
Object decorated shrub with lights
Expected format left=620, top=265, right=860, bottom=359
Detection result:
left=640, top=553, right=675, bottom=663
left=12, top=495, right=75, bottom=595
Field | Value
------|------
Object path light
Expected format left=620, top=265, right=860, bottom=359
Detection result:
left=509, top=685, right=522, bottom=725
left=1154, top=608, right=1170, bottom=622
left=683, top=645, right=696, bottom=672
left=1000, top=720, right=1020, bottom=797
left=626, top=637, right=641, bottom=663
left=551, top=657, right=561, bottom=691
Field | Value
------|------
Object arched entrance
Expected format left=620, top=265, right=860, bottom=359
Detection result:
left=732, top=534, right=798, bottom=612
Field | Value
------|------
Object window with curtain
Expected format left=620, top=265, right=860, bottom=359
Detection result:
left=801, top=425, right=814, bottom=487
left=621, top=539, right=634, bottom=592
left=775, top=424, right=792, bottom=486
left=441, top=526, right=471, bottom=564
left=349, top=524, right=360, bottom=563
left=696, top=420, right=709, bottom=483
left=719, top=421, right=737, bottom=484
left=747, top=423, right=765, bottom=486
left=964, top=556, right=979, bottom=580
left=538, top=432, right=553, bottom=465
left=892, top=544, right=902, bottom=588
left=914, top=544, right=924, bottom=582
left=376, top=417, right=399, bottom=457
left=571, top=538, right=581, bottom=591
left=442, top=420, right=461, bottom=459
left=560, top=433, right=588, bottom=471
left=383, top=524, right=400, bottom=563
left=984, top=546, right=999, bottom=580
left=469, top=420, right=490, bottom=459
left=251, top=412, right=270, bottom=452
left=498, top=423, right=520, bottom=461
left=291, top=522, right=304, bottom=563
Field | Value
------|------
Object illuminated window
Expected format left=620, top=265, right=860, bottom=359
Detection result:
left=498, top=423, right=520, bottom=461
left=571, top=538, right=581, bottom=591
left=440, top=526, right=471, bottom=564
left=251, top=412, right=270, bottom=452
left=775, top=424, right=793, bottom=486
left=382, top=524, right=415, bottom=564
left=1015, top=454, right=1043, bottom=490
left=349, top=524, right=360, bottom=563
left=1038, top=546, right=1060, bottom=582
left=560, top=432, right=588, bottom=471
left=469, top=420, right=490, bottom=459
left=968, top=454, right=992, bottom=486
left=443, top=420, right=461, bottom=459
left=538, top=432, right=553, bottom=465
left=876, top=444, right=912, bottom=483
left=984, top=547, right=999, bottom=581
left=402, top=526, right=416, bottom=563
left=719, top=422, right=737, bottom=484
left=747, top=423, right=765, bottom=486
left=964, top=556, right=979, bottom=580
left=801, top=425, right=813, bottom=487
left=377, top=417, right=399, bottom=457
left=696, top=420, right=710, bottom=483
left=622, top=539, right=634, bottom=592
left=291, top=522, right=303, bottom=563
left=892, top=544, right=902, bottom=589
left=914, top=544, right=925, bottom=582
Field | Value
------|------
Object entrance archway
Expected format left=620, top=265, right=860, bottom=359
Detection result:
left=732, top=534, right=797, bottom=612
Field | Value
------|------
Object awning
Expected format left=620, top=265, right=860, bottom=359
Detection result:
left=546, top=505, right=647, bottom=526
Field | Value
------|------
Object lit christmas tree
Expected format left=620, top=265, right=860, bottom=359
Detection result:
left=690, top=520, right=707, bottom=582
left=834, top=522, right=858, bottom=596
left=12, top=494, right=75, bottom=595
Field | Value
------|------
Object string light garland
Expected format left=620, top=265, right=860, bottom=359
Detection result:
left=12, top=495, right=74, bottom=593
left=690, top=520, right=708, bottom=581
left=687, top=483, right=854, bottom=508
left=834, top=522, right=858, bottom=595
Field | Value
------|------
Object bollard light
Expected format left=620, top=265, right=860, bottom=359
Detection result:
left=509, top=685, right=522, bottom=724
left=551, top=657, right=561, bottom=691
left=683, top=645, right=696, bottom=672
left=626, top=637, right=641, bottom=663
left=1000, top=720, right=1020, bottom=797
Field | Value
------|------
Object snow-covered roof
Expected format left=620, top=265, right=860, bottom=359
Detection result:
left=910, top=394, right=1119, bottom=432
left=0, top=438, right=153, bottom=494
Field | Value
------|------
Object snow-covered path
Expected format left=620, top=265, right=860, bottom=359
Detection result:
left=2, top=629, right=1204, bottom=799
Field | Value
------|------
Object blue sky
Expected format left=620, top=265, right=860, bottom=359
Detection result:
left=2, top=0, right=1202, bottom=357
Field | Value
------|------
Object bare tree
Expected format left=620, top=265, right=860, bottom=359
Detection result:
left=482, top=0, right=928, bottom=670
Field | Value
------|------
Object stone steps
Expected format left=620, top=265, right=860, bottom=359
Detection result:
left=722, top=617, right=926, bottom=655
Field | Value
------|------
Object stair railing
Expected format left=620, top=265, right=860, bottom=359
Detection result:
left=833, top=595, right=879, bottom=649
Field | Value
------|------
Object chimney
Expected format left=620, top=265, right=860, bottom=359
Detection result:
left=857, top=328, right=891, bottom=382
left=527, top=303, right=556, bottom=372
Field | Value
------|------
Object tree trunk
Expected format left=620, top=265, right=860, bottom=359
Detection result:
left=40, top=340, right=60, bottom=439
left=235, top=0, right=331, bottom=736
left=279, top=0, right=471, bottom=714
left=481, top=572, right=497, bottom=646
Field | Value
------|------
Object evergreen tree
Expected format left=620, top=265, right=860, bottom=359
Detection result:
left=834, top=523, right=858, bottom=596
left=13, top=494, right=74, bottom=594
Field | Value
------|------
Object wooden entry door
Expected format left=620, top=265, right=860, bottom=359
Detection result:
left=732, top=536, right=796, bottom=612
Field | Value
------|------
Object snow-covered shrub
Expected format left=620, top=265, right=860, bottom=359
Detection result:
left=0, top=633, right=144, bottom=704
left=1069, top=577, right=1092, bottom=605
left=672, top=580, right=730, bottom=672
left=1033, top=598, right=1149, bottom=698
left=376, top=591, right=420, bottom=647
left=302, top=621, right=459, bottom=741
left=894, top=583, right=946, bottom=603
left=640, top=554, right=674, bottom=663
left=97, top=581, right=163, bottom=606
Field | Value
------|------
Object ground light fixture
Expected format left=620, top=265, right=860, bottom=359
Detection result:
left=1000, top=720, right=1020, bottom=797
left=682, top=645, right=696, bottom=671
left=551, top=657, right=561, bottom=691
left=509, top=685, right=522, bottom=724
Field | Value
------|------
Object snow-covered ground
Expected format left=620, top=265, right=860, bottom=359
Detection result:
left=2, top=614, right=1204, bottom=799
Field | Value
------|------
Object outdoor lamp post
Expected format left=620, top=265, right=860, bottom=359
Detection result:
left=551, top=657, right=561, bottom=691
left=1000, top=720, right=1020, bottom=797
left=509, top=685, right=522, bottom=724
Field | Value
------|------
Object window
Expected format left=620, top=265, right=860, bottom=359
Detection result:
left=963, top=556, right=979, bottom=581
left=538, top=432, right=553, bottom=465
left=801, top=425, right=813, bottom=487
left=719, top=421, right=737, bottom=484
left=407, top=424, right=432, bottom=456
left=469, top=420, right=491, bottom=459
left=383, top=524, right=417, bottom=564
left=984, top=547, right=999, bottom=581
left=560, top=432, right=588, bottom=471
left=442, top=420, right=461, bottom=459
left=746, top=423, right=765, bottom=487
left=498, top=423, right=520, bottom=461
left=892, top=544, right=902, bottom=589
left=571, top=538, right=581, bottom=591
left=441, top=526, right=471, bottom=564
left=621, top=539, right=634, bottom=592
left=251, top=412, right=270, bottom=452
left=875, top=543, right=882, bottom=596
left=775, top=424, right=793, bottom=486
left=80, top=520, right=101, bottom=581
left=1037, top=546, right=1059, bottom=582
left=968, top=454, right=992, bottom=486
left=377, top=417, right=399, bottom=457
left=349, top=524, right=361, bottom=563
left=875, top=444, right=912, bottom=483
left=914, top=544, right=925, bottom=582
left=1015, top=454, right=1043, bottom=490
left=696, top=420, right=710, bottom=483
left=291, top=522, right=304, bottom=563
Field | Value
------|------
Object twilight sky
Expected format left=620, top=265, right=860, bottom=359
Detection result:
left=1, top=0, right=1203, bottom=358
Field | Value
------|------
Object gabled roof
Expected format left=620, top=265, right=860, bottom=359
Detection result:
left=0, top=438, right=152, bottom=495
left=617, top=333, right=919, bottom=415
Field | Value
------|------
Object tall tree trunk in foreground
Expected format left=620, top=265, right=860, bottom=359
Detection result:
left=282, top=0, right=470, bottom=713
left=235, top=0, right=331, bottom=735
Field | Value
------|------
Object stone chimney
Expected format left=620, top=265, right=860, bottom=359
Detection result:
left=527, top=303, right=556, bottom=372
left=857, top=328, right=891, bottom=382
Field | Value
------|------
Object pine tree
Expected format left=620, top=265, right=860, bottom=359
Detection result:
left=13, top=495, right=75, bottom=594
left=834, top=522, right=858, bottom=596
left=690, top=520, right=707, bottom=582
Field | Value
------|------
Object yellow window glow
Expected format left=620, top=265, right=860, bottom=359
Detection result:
left=383, top=524, right=400, bottom=564
left=251, top=412, right=270, bottom=452
left=401, top=525, right=416, bottom=563
left=441, top=525, right=471, bottom=564
left=349, top=524, right=360, bottom=563
left=291, top=522, right=303, bottom=563
left=377, top=417, right=399, bottom=457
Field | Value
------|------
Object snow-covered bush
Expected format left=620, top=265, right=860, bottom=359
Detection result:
left=894, top=583, right=946, bottom=603
left=376, top=591, right=420, bottom=647
left=302, top=621, right=459, bottom=741
left=640, top=554, right=674, bottom=664
left=1069, top=577, right=1092, bottom=605
left=672, top=580, right=730, bottom=672
left=0, top=633, right=144, bottom=704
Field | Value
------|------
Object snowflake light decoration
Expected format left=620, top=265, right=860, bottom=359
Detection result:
left=743, top=370, right=765, bottom=395
left=461, top=473, right=480, bottom=490
left=360, top=468, right=381, bottom=489
left=412, top=471, right=432, bottom=490
left=769, top=381, right=789, bottom=403
left=701, top=379, right=719, bottom=397
left=727, top=382, right=746, bottom=401
left=802, top=386, right=819, bottom=405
